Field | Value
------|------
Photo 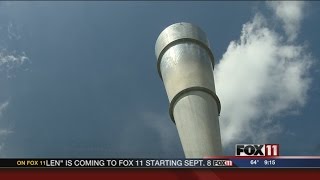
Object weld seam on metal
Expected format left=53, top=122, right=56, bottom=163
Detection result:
left=168, top=86, right=221, bottom=124
left=157, top=38, right=215, bottom=80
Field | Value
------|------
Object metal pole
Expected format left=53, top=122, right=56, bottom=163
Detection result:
left=155, top=22, right=222, bottom=158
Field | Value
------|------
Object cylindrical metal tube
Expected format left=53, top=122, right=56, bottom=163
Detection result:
left=155, top=22, right=222, bottom=158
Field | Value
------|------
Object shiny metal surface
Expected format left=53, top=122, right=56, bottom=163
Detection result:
left=155, top=22, right=222, bottom=158
left=155, top=22, right=210, bottom=61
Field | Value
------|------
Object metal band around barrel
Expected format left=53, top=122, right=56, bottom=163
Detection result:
left=169, top=86, right=221, bottom=124
left=157, top=38, right=215, bottom=80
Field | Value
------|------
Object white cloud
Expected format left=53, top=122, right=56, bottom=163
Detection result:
left=0, top=21, right=28, bottom=156
left=0, top=129, right=13, bottom=137
left=0, top=22, right=30, bottom=79
left=0, top=101, right=9, bottom=115
left=0, top=101, right=12, bottom=157
left=0, top=49, right=29, bottom=78
left=267, top=1, right=306, bottom=42
left=215, top=2, right=312, bottom=147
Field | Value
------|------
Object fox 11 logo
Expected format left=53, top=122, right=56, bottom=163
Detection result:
left=236, top=144, right=279, bottom=156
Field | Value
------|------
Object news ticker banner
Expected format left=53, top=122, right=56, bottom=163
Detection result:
left=0, top=157, right=320, bottom=168
left=0, top=144, right=317, bottom=168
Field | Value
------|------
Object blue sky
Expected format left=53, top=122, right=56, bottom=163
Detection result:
left=0, top=1, right=319, bottom=158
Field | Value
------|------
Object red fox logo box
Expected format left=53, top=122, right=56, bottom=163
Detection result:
left=236, top=144, right=279, bottom=156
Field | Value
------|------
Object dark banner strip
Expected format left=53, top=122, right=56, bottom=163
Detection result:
left=1, top=157, right=320, bottom=168
left=0, top=169, right=320, bottom=180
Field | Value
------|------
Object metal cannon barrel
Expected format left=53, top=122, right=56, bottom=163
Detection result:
left=155, top=22, right=222, bottom=158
